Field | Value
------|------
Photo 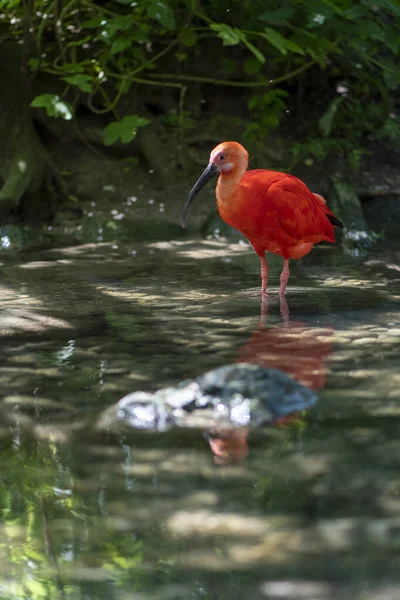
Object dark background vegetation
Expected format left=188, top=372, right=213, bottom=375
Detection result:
left=1, top=3, right=400, bottom=597
left=0, top=0, right=399, bottom=237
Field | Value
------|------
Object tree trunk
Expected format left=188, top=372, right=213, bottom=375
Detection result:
left=0, top=42, right=64, bottom=222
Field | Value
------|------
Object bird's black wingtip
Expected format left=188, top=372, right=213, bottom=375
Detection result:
left=327, top=214, right=343, bottom=228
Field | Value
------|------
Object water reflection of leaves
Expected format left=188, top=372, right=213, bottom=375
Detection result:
left=0, top=442, right=150, bottom=599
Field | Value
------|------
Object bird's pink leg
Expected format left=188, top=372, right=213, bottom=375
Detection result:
left=260, top=254, right=269, bottom=297
left=279, top=296, right=290, bottom=322
left=260, top=294, right=269, bottom=326
left=279, top=259, right=290, bottom=296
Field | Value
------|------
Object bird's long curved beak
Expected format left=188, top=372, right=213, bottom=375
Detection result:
left=181, top=163, right=218, bottom=228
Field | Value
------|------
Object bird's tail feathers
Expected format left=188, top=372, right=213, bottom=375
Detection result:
left=313, top=193, right=343, bottom=228
left=326, top=213, right=343, bottom=228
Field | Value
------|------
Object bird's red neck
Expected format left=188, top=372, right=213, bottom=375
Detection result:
left=216, top=160, right=248, bottom=207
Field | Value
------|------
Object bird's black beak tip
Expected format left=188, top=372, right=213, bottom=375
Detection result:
left=180, top=162, right=218, bottom=228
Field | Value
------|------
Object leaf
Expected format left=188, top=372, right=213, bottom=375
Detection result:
left=354, top=21, right=386, bottom=41
left=210, top=23, right=240, bottom=46
left=244, top=58, right=261, bottom=75
left=103, top=115, right=151, bottom=145
left=112, top=555, right=134, bottom=568
left=248, top=88, right=288, bottom=111
left=179, top=28, right=197, bottom=47
left=25, top=579, right=47, bottom=596
left=258, top=8, right=295, bottom=23
left=110, top=37, right=131, bottom=55
left=112, top=15, right=135, bottom=31
left=282, top=38, right=305, bottom=55
left=381, top=29, right=400, bottom=54
left=343, top=5, right=369, bottom=20
left=147, top=1, right=176, bottom=29
left=305, top=0, right=338, bottom=29
left=28, top=57, right=42, bottom=69
left=129, top=25, right=151, bottom=42
left=383, top=64, right=400, bottom=90
left=263, top=28, right=304, bottom=55
left=348, top=148, right=364, bottom=172
left=98, top=15, right=135, bottom=42
left=82, top=17, right=103, bottom=28
left=59, top=61, right=86, bottom=73
left=211, top=25, right=264, bottom=61
left=64, top=74, right=93, bottom=92
left=318, top=96, right=344, bottom=137
left=262, top=28, right=286, bottom=56
left=292, top=31, right=330, bottom=66
left=241, top=37, right=265, bottom=63
left=354, top=22, right=399, bottom=53
left=369, top=0, right=400, bottom=16
left=30, top=94, right=73, bottom=120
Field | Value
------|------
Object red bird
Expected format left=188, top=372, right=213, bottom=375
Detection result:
left=181, top=142, right=342, bottom=296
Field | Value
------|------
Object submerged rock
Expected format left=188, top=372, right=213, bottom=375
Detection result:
left=116, top=392, right=171, bottom=431
left=98, top=363, right=318, bottom=433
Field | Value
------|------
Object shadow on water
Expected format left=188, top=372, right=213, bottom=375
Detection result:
left=1, top=235, right=400, bottom=598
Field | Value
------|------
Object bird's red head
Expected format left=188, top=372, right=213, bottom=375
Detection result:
left=181, top=141, right=249, bottom=228
left=210, top=141, right=249, bottom=174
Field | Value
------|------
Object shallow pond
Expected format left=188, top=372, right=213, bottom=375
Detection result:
left=1, top=232, right=400, bottom=599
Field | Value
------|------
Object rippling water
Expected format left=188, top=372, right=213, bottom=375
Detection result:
left=1, top=235, right=400, bottom=599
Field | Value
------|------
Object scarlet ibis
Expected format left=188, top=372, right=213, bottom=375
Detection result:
left=181, top=142, right=342, bottom=296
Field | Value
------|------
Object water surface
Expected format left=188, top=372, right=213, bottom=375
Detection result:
left=1, top=235, right=400, bottom=599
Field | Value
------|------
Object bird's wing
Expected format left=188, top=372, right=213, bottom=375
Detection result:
left=262, top=175, right=335, bottom=243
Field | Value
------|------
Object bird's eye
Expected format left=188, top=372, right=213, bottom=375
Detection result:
left=219, top=154, right=225, bottom=160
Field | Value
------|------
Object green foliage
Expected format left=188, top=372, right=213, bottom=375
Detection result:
left=30, top=94, right=73, bottom=120
left=376, top=115, right=400, bottom=145
left=160, top=109, right=195, bottom=131
left=103, top=115, right=151, bottom=145
left=64, top=74, right=94, bottom=93
left=291, top=136, right=367, bottom=173
left=245, top=89, right=289, bottom=144
left=1, top=0, right=399, bottom=156
left=0, top=441, right=151, bottom=599
left=211, top=23, right=265, bottom=63
left=318, top=97, right=344, bottom=138
left=147, top=0, right=176, bottom=29
left=262, top=28, right=304, bottom=56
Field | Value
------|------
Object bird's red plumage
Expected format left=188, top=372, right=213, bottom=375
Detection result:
left=218, top=169, right=336, bottom=259
left=182, top=141, right=342, bottom=296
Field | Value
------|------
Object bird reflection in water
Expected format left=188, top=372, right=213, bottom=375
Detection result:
left=207, top=297, right=334, bottom=464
